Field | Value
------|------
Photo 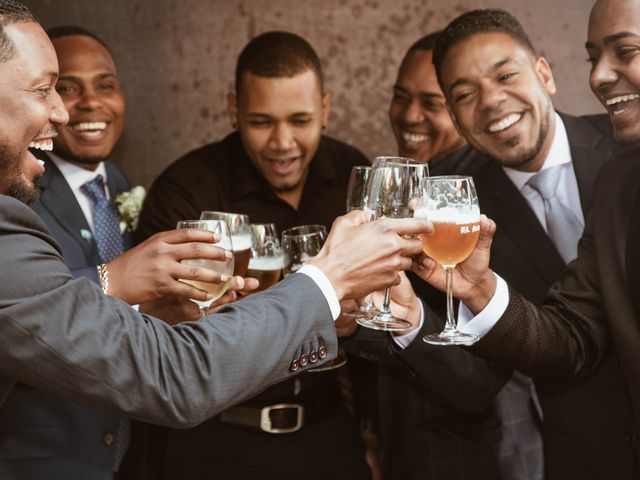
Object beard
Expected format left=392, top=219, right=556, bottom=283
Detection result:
left=0, top=145, right=40, bottom=204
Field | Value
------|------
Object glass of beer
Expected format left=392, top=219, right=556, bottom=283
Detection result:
left=416, top=175, right=480, bottom=345
left=246, top=223, right=286, bottom=294
left=281, top=225, right=327, bottom=277
left=360, top=156, right=429, bottom=332
left=200, top=211, right=252, bottom=277
left=343, top=166, right=380, bottom=319
left=176, top=219, right=235, bottom=317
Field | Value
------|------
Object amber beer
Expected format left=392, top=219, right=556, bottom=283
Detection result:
left=421, top=220, right=480, bottom=267
left=231, top=234, right=252, bottom=277
left=247, top=255, right=286, bottom=293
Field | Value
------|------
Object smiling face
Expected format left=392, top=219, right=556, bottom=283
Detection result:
left=389, top=49, right=465, bottom=165
left=0, top=21, right=68, bottom=202
left=587, top=0, right=640, bottom=145
left=228, top=69, right=330, bottom=198
left=51, top=34, right=125, bottom=169
left=440, top=32, right=557, bottom=172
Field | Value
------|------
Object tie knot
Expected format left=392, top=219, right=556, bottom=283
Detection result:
left=81, top=175, right=107, bottom=203
left=527, top=165, right=563, bottom=200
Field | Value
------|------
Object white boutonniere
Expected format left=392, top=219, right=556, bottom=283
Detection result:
left=115, top=186, right=146, bottom=232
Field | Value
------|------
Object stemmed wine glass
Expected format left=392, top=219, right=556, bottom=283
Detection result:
left=358, top=156, right=429, bottom=332
left=246, top=223, right=286, bottom=294
left=176, top=219, right=235, bottom=317
left=416, top=176, right=481, bottom=345
left=281, top=224, right=346, bottom=371
left=200, top=211, right=252, bottom=277
left=343, top=165, right=380, bottom=319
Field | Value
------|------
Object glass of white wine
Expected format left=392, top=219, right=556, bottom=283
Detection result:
left=176, top=219, right=235, bottom=317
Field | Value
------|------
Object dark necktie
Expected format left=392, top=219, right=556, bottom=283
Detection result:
left=80, top=174, right=129, bottom=470
left=527, top=164, right=584, bottom=263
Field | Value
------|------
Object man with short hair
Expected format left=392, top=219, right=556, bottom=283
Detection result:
left=137, top=31, right=371, bottom=479
left=411, top=6, right=636, bottom=478
left=0, top=1, right=428, bottom=468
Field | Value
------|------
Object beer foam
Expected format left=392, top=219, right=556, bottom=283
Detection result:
left=414, top=207, right=480, bottom=224
left=248, top=254, right=287, bottom=270
left=231, top=234, right=252, bottom=251
left=214, top=237, right=233, bottom=250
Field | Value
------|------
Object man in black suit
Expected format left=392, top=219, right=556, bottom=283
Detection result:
left=411, top=3, right=640, bottom=477
left=0, top=0, right=430, bottom=460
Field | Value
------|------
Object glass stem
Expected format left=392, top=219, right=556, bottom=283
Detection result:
left=199, top=307, right=207, bottom=319
left=444, top=266, right=457, bottom=333
left=381, top=287, right=392, bottom=315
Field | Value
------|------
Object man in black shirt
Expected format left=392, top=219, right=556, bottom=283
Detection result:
left=138, top=31, right=371, bottom=480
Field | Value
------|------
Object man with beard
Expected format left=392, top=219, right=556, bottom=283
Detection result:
left=0, top=1, right=429, bottom=471
left=411, top=5, right=639, bottom=478
left=137, top=31, right=373, bottom=480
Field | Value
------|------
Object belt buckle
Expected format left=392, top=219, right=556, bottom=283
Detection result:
left=260, top=403, right=304, bottom=434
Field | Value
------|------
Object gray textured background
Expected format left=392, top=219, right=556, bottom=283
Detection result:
left=25, top=0, right=601, bottom=188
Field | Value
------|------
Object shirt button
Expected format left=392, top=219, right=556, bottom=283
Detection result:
left=104, top=433, right=114, bottom=446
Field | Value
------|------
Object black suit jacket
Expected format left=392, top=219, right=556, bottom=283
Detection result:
left=0, top=156, right=135, bottom=480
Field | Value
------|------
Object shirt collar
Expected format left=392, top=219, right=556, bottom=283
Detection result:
left=502, top=112, right=571, bottom=191
left=49, top=152, right=108, bottom=193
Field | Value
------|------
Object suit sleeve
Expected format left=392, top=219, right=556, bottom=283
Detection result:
left=0, top=198, right=338, bottom=428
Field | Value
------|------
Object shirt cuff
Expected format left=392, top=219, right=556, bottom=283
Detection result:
left=391, top=301, right=425, bottom=349
left=297, top=264, right=341, bottom=321
left=457, top=273, right=508, bottom=337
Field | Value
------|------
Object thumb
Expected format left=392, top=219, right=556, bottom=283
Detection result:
left=476, top=214, right=496, bottom=252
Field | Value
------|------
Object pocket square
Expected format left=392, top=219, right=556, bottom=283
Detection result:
left=80, top=229, right=93, bottom=241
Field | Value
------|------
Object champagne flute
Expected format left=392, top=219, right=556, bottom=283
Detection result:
left=281, top=224, right=346, bottom=371
left=246, top=223, right=286, bottom=294
left=176, top=219, right=235, bottom=317
left=200, top=211, right=252, bottom=277
left=417, top=176, right=481, bottom=345
left=343, top=166, right=380, bottom=319
left=359, top=156, right=429, bottom=332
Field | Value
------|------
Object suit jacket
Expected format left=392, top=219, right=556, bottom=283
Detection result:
left=0, top=157, right=135, bottom=479
left=469, top=117, right=637, bottom=477
left=0, top=193, right=339, bottom=429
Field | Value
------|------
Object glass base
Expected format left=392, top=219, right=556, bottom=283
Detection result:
left=423, top=330, right=479, bottom=346
left=343, top=306, right=380, bottom=318
left=308, top=354, right=347, bottom=372
left=357, top=314, right=412, bottom=332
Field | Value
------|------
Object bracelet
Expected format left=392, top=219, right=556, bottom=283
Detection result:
left=97, top=263, right=109, bottom=295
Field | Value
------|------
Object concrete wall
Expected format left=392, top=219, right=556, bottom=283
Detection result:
left=25, top=0, right=601, bottom=188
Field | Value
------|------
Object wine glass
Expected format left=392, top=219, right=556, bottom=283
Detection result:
left=176, top=219, right=235, bottom=317
left=200, top=211, right=252, bottom=277
left=281, top=225, right=327, bottom=277
left=281, top=224, right=346, bottom=371
left=417, top=175, right=481, bottom=346
left=343, top=166, right=380, bottom=319
left=359, top=156, right=429, bottom=332
left=246, top=223, right=286, bottom=294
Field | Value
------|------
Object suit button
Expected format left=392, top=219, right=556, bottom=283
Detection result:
left=290, top=359, right=299, bottom=372
left=300, top=354, right=309, bottom=367
left=309, top=351, right=318, bottom=363
left=318, top=346, right=327, bottom=359
left=104, top=433, right=114, bottom=446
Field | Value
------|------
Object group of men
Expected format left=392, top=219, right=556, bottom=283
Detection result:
left=0, top=0, right=639, bottom=479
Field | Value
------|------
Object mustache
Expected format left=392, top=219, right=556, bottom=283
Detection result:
left=34, top=125, right=58, bottom=138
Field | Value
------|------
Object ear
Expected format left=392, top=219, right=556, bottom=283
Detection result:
left=226, top=92, right=238, bottom=128
left=535, top=56, right=557, bottom=96
left=321, top=91, right=331, bottom=128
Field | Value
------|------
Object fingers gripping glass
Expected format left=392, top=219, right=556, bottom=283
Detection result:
left=176, top=219, right=235, bottom=318
left=358, top=156, right=429, bottom=332
left=200, top=211, right=252, bottom=278
left=417, top=176, right=480, bottom=346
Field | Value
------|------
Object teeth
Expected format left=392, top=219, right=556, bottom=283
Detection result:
left=605, top=94, right=640, bottom=106
left=401, top=132, right=429, bottom=144
left=72, top=121, right=107, bottom=132
left=488, top=113, right=522, bottom=133
left=29, top=139, right=53, bottom=151
left=37, top=159, right=45, bottom=167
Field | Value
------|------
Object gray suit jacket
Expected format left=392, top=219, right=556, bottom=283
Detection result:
left=0, top=194, right=338, bottom=427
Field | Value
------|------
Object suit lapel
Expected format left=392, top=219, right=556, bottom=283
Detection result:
left=476, top=162, right=566, bottom=284
left=36, top=156, right=100, bottom=263
left=104, top=162, right=135, bottom=250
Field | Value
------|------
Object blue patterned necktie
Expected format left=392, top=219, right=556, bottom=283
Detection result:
left=527, top=164, right=584, bottom=263
left=80, top=174, right=129, bottom=470
left=80, top=175, right=124, bottom=263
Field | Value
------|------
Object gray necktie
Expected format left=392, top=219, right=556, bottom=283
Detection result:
left=527, top=164, right=584, bottom=263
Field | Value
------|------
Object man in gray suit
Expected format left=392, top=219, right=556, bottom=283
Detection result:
left=0, top=0, right=428, bottom=432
